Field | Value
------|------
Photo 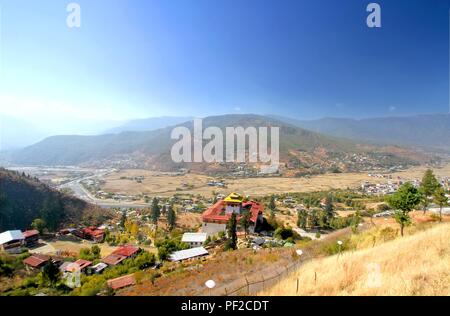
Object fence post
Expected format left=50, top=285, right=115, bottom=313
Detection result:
left=245, top=277, right=250, bottom=295
left=296, top=277, right=299, bottom=294
left=314, top=271, right=317, bottom=285
left=262, top=275, right=265, bottom=291
left=224, top=287, right=228, bottom=296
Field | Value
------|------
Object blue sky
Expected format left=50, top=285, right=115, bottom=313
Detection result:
left=0, top=0, right=449, bottom=130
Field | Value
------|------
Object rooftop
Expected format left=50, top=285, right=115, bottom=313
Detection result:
left=112, top=245, right=140, bottom=258
left=0, top=230, right=25, bottom=245
left=182, top=232, right=207, bottom=243
left=107, top=274, right=136, bottom=290
left=22, top=230, right=39, bottom=238
left=71, top=259, right=93, bottom=271
left=223, top=192, right=244, bottom=203
left=23, top=254, right=50, bottom=268
left=102, top=254, right=128, bottom=266
left=202, top=199, right=263, bottom=224
left=169, top=247, right=209, bottom=262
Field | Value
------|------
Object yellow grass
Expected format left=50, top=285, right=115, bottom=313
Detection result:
left=261, top=223, right=450, bottom=296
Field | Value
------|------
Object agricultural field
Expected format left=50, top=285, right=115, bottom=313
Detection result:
left=99, top=164, right=450, bottom=198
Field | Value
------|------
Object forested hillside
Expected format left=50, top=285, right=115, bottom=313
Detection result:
left=0, top=168, right=110, bottom=232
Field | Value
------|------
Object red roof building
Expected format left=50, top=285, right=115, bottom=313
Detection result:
left=23, top=254, right=50, bottom=269
left=112, top=245, right=140, bottom=258
left=22, top=230, right=40, bottom=248
left=102, top=254, right=128, bottom=266
left=202, top=199, right=263, bottom=225
left=66, top=259, right=93, bottom=273
left=73, top=227, right=105, bottom=242
left=107, top=274, right=136, bottom=290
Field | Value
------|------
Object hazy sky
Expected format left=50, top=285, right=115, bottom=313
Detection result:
left=0, top=0, right=449, bottom=133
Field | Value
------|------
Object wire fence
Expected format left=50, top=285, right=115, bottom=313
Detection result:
left=219, top=256, right=308, bottom=296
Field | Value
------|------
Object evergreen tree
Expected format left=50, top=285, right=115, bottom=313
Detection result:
left=419, top=169, right=439, bottom=213
left=269, top=195, right=276, bottom=212
left=324, top=195, right=336, bottom=226
left=433, top=185, right=448, bottom=222
left=119, top=211, right=127, bottom=230
left=297, top=209, right=308, bottom=230
left=151, top=198, right=161, bottom=223
left=239, top=210, right=251, bottom=239
left=151, top=198, right=161, bottom=233
left=167, top=204, right=177, bottom=231
left=387, top=182, right=422, bottom=236
left=226, top=213, right=238, bottom=250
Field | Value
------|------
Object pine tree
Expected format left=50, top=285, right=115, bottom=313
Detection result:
left=119, top=211, right=127, bottom=230
left=419, top=169, right=439, bottom=213
left=324, top=195, right=336, bottom=228
left=269, top=195, right=276, bottom=212
left=433, top=185, right=448, bottom=222
left=151, top=198, right=161, bottom=233
left=239, top=210, right=251, bottom=239
left=226, top=213, right=238, bottom=250
left=167, top=204, right=177, bottom=231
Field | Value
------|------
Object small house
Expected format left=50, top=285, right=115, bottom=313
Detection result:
left=169, top=247, right=209, bottom=262
left=0, top=230, right=25, bottom=254
left=23, top=254, right=51, bottom=270
left=181, top=233, right=207, bottom=248
left=107, top=274, right=136, bottom=290
left=23, top=230, right=39, bottom=248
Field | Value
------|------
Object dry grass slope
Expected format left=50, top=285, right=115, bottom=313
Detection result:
left=261, top=223, right=450, bottom=296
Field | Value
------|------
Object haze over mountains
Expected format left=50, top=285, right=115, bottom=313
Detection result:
left=272, top=114, right=450, bottom=150
left=2, top=114, right=432, bottom=175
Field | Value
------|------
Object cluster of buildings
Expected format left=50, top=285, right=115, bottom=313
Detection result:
left=201, top=192, right=264, bottom=236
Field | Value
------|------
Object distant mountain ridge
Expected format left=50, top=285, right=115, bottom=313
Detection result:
left=6, top=114, right=427, bottom=174
left=271, top=113, right=450, bottom=150
left=104, top=116, right=194, bottom=134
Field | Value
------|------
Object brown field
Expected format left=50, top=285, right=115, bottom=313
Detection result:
left=31, top=236, right=157, bottom=257
left=101, top=164, right=450, bottom=198
left=261, top=221, right=450, bottom=296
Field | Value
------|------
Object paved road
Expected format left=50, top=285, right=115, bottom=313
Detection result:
left=58, top=170, right=149, bottom=209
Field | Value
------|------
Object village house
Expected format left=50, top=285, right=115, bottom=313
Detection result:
left=107, top=274, right=136, bottom=291
left=73, top=227, right=105, bottom=243
left=102, top=245, right=140, bottom=266
left=91, top=262, right=108, bottom=274
left=0, top=230, right=25, bottom=254
left=23, top=254, right=51, bottom=270
left=201, top=193, right=264, bottom=237
left=169, top=247, right=209, bottom=262
left=66, top=259, right=93, bottom=274
left=22, top=230, right=40, bottom=248
left=181, top=233, right=207, bottom=248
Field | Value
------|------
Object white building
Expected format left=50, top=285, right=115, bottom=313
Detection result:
left=169, top=247, right=209, bottom=262
left=0, top=230, right=25, bottom=254
left=182, top=233, right=208, bottom=248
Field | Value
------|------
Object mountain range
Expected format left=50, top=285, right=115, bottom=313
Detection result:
left=272, top=113, right=450, bottom=150
left=4, top=114, right=433, bottom=175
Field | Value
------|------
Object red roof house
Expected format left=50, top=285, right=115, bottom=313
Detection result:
left=112, top=245, right=140, bottom=258
left=107, top=274, right=136, bottom=290
left=23, top=254, right=50, bottom=269
left=102, top=254, right=128, bottom=266
left=66, top=259, right=93, bottom=273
